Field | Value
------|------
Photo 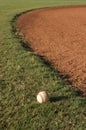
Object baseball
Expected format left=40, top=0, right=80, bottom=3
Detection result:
left=37, top=91, right=49, bottom=103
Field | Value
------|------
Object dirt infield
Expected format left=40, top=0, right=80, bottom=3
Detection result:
left=15, top=6, right=86, bottom=96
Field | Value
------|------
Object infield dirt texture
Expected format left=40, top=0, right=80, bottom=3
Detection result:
left=16, top=6, right=86, bottom=96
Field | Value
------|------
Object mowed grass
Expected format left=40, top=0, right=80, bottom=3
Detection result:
left=0, top=0, right=86, bottom=130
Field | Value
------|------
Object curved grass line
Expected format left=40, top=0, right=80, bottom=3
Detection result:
left=12, top=5, right=86, bottom=97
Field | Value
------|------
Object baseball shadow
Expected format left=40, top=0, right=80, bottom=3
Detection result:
left=50, top=96, right=68, bottom=102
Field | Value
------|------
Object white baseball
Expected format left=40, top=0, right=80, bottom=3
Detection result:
left=37, top=91, right=49, bottom=103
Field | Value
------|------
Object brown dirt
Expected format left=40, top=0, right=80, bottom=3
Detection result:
left=15, top=6, right=86, bottom=96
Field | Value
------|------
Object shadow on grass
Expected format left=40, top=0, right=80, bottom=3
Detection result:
left=12, top=34, right=84, bottom=97
left=50, top=96, right=68, bottom=102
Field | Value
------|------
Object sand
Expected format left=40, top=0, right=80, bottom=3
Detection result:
left=16, top=6, right=86, bottom=96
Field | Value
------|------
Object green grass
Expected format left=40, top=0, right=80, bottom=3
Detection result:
left=0, top=0, right=86, bottom=130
